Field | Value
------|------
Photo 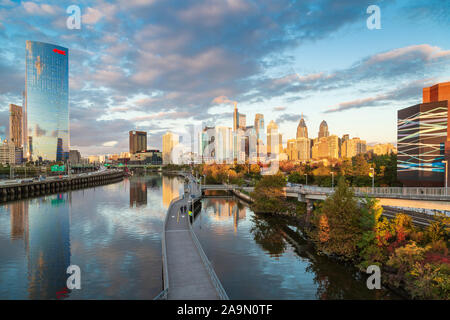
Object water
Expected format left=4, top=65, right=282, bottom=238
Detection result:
left=193, top=196, right=399, bottom=300
left=0, top=174, right=398, bottom=299
left=0, top=174, right=184, bottom=299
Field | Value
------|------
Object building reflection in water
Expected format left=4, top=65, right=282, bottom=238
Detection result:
left=205, top=198, right=246, bottom=233
left=8, top=194, right=72, bottom=299
left=162, top=176, right=181, bottom=209
left=9, top=200, right=29, bottom=243
left=130, top=180, right=148, bottom=207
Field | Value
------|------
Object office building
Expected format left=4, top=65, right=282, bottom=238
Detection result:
left=318, top=120, right=330, bottom=138
left=69, top=150, right=81, bottom=164
left=267, top=120, right=282, bottom=156
left=0, top=140, right=22, bottom=164
left=129, top=131, right=147, bottom=154
left=398, top=82, right=449, bottom=187
left=162, top=132, right=179, bottom=164
left=296, top=114, right=308, bottom=139
left=25, top=41, right=69, bottom=161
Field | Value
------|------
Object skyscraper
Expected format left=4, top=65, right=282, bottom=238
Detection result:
left=318, top=120, right=329, bottom=138
left=162, top=132, right=179, bottom=164
left=9, top=104, right=23, bottom=148
left=129, top=130, right=147, bottom=154
left=267, top=120, right=282, bottom=156
left=25, top=41, right=69, bottom=161
left=296, top=114, right=308, bottom=139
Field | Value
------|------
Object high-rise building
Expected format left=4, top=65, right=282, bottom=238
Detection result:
left=0, top=140, right=22, bottom=164
left=233, top=102, right=246, bottom=131
left=367, top=143, right=397, bottom=155
left=267, top=120, right=282, bottom=156
left=341, top=137, right=367, bottom=158
left=162, top=132, right=179, bottom=164
left=398, top=82, right=450, bottom=187
left=328, top=135, right=339, bottom=159
left=9, top=104, right=23, bottom=148
left=129, top=130, right=147, bottom=154
left=296, top=114, right=308, bottom=139
left=318, top=120, right=329, bottom=138
left=25, top=41, right=69, bottom=161
left=287, top=139, right=298, bottom=161
left=296, top=137, right=310, bottom=162
left=69, top=150, right=81, bottom=164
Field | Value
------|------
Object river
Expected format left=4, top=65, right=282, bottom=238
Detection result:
left=0, top=173, right=399, bottom=299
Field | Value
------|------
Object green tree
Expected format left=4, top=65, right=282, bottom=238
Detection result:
left=313, top=177, right=361, bottom=260
left=250, top=174, right=287, bottom=214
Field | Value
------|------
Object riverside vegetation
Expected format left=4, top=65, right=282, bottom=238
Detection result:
left=249, top=174, right=449, bottom=299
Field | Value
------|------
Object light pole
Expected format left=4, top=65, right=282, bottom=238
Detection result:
left=370, top=167, right=375, bottom=193
left=443, top=160, right=448, bottom=195
left=304, top=174, right=308, bottom=186
left=331, top=172, right=334, bottom=189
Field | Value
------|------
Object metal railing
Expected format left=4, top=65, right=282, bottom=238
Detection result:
left=188, top=220, right=229, bottom=300
left=153, top=195, right=183, bottom=300
left=287, top=185, right=450, bottom=200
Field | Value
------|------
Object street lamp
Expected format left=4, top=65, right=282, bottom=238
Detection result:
left=331, top=172, right=334, bottom=189
left=443, top=160, right=448, bottom=195
left=370, top=167, right=375, bottom=193
left=304, top=173, right=308, bottom=186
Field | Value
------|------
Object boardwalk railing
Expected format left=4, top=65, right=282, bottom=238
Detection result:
left=153, top=195, right=182, bottom=300
left=188, top=216, right=229, bottom=300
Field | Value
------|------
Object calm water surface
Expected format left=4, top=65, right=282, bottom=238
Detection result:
left=0, top=174, right=398, bottom=299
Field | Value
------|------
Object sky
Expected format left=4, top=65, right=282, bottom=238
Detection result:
left=0, top=0, right=449, bottom=156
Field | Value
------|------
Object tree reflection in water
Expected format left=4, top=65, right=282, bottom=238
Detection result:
left=249, top=212, right=399, bottom=300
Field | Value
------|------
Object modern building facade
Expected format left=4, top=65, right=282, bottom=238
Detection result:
left=25, top=41, right=69, bottom=162
left=318, top=120, right=330, bottom=139
left=398, top=101, right=448, bottom=187
left=129, top=130, right=147, bottom=154
left=162, top=132, right=179, bottom=164
left=9, top=104, right=23, bottom=148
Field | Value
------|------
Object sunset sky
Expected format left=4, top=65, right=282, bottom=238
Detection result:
left=0, top=0, right=449, bottom=156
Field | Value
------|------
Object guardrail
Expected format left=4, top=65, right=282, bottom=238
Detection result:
left=188, top=216, right=229, bottom=300
left=153, top=195, right=183, bottom=300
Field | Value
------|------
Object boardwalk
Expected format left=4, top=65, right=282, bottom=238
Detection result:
left=163, top=176, right=228, bottom=300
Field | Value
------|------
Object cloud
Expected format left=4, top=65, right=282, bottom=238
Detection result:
left=324, top=79, right=434, bottom=113
left=102, top=140, right=118, bottom=147
left=34, top=124, right=46, bottom=137
left=22, top=2, right=59, bottom=15
left=273, top=106, right=286, bottom=111
left=275, top=113, right=300, bottom=124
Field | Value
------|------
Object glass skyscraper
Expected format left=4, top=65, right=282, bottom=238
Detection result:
left=25, top=41, right=69, bottom=161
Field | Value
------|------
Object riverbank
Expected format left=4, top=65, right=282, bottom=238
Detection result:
left=0, top=169, right=124, bottom=204
left=229, top=184, right=449, bottom=300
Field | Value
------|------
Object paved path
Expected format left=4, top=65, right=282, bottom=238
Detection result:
left=164, top=176, right=224, bottom=300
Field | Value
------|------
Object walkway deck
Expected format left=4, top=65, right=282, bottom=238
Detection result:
left=163, top=176, right=228, bottom=300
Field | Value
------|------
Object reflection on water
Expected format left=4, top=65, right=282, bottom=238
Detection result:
left=1, top=175, right=400, bottom=300
left=0, top=174, right=184, bottom=299
left=194, top=197, right=400, bottom=300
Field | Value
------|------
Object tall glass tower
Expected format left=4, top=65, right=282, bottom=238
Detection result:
left=25, top=41, right=69, bottom=162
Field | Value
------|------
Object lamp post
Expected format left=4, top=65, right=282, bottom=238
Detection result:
left=304, top=173, right=308, bottom=186
left=370, top=167, right=375, bottom=194
left=331, top=172, right=334, bottom=189
left=443, top=160, right=448, bottom=196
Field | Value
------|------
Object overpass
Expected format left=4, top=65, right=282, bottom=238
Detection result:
left=201, top=184, right=450, bottom=226
left=201, top=184, right=450, bottom=202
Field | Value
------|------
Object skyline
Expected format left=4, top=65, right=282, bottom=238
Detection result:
left=0, top=1, right=450, bottom=156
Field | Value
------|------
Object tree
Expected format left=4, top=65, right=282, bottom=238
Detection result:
left=313, top=177, right=361, bottom=260
left=250, top=174, right=287, bottom=214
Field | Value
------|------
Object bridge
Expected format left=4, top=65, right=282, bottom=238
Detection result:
left=155, top=175, right=228, bottom=300
left=201, top=184, right=450, bottom=202
left=201, top=184, right=450, bottom=226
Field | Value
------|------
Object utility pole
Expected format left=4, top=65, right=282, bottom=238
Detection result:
left=331, top=172, right=334, bottom=189
left=444, top=160, right=448, bottom=196
left=370, top=167, right=375, bottom=193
